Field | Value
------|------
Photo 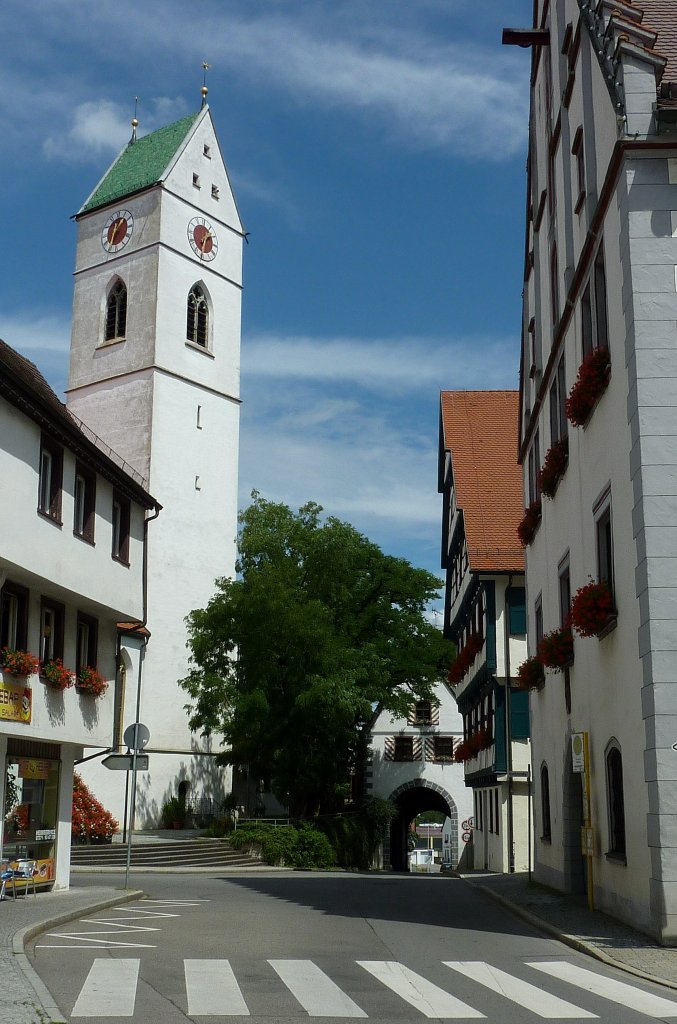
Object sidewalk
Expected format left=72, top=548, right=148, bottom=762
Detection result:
left=462, top=870, right=677, bottom=989
left=0, top=884, right=141, bottom=1024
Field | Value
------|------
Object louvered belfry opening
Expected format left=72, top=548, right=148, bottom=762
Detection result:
left=187, top=285, right=209, bottom=347
left=104, top=281, right=127, bottom=342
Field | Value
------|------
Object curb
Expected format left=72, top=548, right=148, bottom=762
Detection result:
left=467, top=879, right=677, bottom=993
left=12, top=889, right=143, bottom=1024
left=71, top=864, right=289, bottom=873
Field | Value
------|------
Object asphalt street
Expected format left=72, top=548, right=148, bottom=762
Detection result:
left=27, top=871, right=677, bottom=1023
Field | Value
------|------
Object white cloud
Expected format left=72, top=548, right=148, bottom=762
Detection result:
left=243, top=333, right=519, bottom=392
left=0, top=313, right=70, bottom=354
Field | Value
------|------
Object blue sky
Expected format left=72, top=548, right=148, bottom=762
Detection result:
left=0, top=0, right=532, bottom=596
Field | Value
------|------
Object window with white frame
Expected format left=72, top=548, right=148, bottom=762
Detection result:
left=594, top=489, right=614, bottom=599
left=38, top=435, right=63, bottom=522
left=40, top=599, right=64, bottom=663
left=73, top=463, right=96, bottom=543
left=0, top=582, right=29, bottom=651
left=581, top=245, right=608, bottom=359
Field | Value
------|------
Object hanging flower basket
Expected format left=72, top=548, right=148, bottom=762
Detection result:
left=1, top=648, right=39, bottom=677
left=453, top=728, right=491, bottom=763
left=537, top=627, right=574, bottom=670
left=76, top=666, right=108, bottom=697
left=570, top=581, right=615, bottom=637
left=538, top=437, right=569, bottom=499
left=515, top=655, right=545, bottom=690
left=566, top=347, right=611, bottom=427
left=517, top=499, right=542, bottom=546
left=41, top=658, right=74, bottom=690
left=447, top=633, right=484, bottom=685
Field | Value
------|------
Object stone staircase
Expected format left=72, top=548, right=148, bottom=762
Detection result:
left=70, top=835, right=263, bottom=870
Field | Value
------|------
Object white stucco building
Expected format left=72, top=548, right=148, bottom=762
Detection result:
left=368, top=681, right=473, bottom=871
left=512, top=0, right=677, bottom=940
left=439, top=391, right=531, bottom=873
left=66, top=104, right=244, bottom=825
left=0, top=339, right=158, bottom=887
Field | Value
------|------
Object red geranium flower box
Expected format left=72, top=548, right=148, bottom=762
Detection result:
left=517, top=499, right=542, bottom=546
left=76, top=666, right=108, bottom=697
left=41, top=658, right=74, bottom=690
left=1, top=648, right=39, bottom=676
left=570, top=581, right=615, bottom=637
left=537, top=627, right=574, bottom=670
left=515, top=655, right=545, bottom=690
left=566, top=347, right=611, bottom=427
left=447, top=633, right=484, bottom=685
left=538, top=437, right=569, bottom=499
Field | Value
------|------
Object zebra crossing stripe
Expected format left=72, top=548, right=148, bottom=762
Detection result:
left=527, top=961, right=677, bottom=1018
left=185, top=959, right=249, bottom=1015
left=357, top=961, right=484, bottom=1019
left=71, top=958, right=139, bottom=1017
left=444, top=961, right=598, bottom=1019
left=269, top=960, right=367, bottom=1017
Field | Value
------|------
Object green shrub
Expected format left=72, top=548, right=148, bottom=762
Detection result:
left=291, top=824, right=335, bottom=869
left=231, top=822, right=334, bottom=868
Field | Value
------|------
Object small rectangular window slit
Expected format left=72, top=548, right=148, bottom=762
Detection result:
left=193, top=173, right=201, bottom=188
left=203, top=144, right=211, bottom=158
left=195, top=475, right=201, bottom=491
left=196, top=405, right=202, bottom=429
left=211, top=185, right=220, bottom=200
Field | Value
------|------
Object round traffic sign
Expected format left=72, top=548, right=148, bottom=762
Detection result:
left=124, top=722, right=151, bottom=750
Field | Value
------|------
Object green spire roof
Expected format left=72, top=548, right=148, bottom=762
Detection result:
left=79, top=112, right=202, bottom=214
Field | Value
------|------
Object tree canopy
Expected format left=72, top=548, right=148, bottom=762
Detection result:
left=180, top=494, right=453, bottom=816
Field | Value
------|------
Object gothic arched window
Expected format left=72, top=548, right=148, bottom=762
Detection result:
left=187, top=285, right=209, bottom=348
left=104, top=280, right=127, bottom=342
left=606, top=742, right=626, bottom=858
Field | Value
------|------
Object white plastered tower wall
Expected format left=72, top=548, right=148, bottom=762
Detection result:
left=66, top=107, right=242, bottom=824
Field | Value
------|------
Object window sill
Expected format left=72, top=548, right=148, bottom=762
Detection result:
left=97, top=337, right=126, bottom=349
left=605, top=850, right=627, bottom=865
left=37, top=509, right=62, bottom=528
left=540, top=836, right=552, bottom=844
left=597, top=614, right=618, bottom=640
left=73, top=531, right=95, bottom=547
left=111, top=554, right=130, bottom=568
left=185, top=341, right=215, bottom=359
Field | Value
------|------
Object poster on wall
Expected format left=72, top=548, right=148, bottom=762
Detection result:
left=0, top=682, right=31, bottom=724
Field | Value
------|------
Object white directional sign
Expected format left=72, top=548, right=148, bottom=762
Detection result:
left=102, top=753, right=149, bottom=771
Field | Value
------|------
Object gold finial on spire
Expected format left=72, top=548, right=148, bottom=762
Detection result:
left=201, top=61, right=210, bottom=108
left=130, top=97, right=139, bottom=143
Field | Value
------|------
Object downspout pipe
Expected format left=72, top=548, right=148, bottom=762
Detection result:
left=504, top=576, right=515, bottom=873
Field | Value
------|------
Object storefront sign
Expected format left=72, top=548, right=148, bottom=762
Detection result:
left=35, top=829, right=56, bottom=841
left=0, top=682, right=31, bottom=724
left=17, top=758, right=50, bottom=780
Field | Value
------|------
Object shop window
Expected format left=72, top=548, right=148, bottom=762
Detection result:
left=73, top=463, right=96, bottom=543
left=3, top=754, right=59, bottom=878
left=0, top=581, right=29, bottom=651
left=39, top=599, right=64, bottom=664
left=38, top=435, right=63, bottom=522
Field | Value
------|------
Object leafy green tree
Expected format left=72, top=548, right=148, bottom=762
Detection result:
left=180, top=493, right=453, bottom=817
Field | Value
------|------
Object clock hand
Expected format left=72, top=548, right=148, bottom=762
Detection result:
left=200, top=231, right=212, bottom=252
left=111, top=219, right=124, bottom=243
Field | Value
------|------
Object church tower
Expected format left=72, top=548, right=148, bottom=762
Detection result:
left=67, top=104, right=243, bottom=824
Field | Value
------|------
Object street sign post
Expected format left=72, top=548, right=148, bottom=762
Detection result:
left=103, top=753, right=149, bottom=772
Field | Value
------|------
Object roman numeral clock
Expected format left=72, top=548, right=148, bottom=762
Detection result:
left=188, top=216, right=218, bottom=261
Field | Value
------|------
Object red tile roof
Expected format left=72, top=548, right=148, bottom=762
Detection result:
left=629, top=0, right=677, bottom=86
left=440, top=391, right=524, bottom=573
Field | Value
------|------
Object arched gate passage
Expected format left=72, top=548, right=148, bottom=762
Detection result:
left=386, top=780, right=459, bottom=872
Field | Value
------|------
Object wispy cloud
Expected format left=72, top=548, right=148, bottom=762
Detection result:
left=243, top=333, right=519, bottom=392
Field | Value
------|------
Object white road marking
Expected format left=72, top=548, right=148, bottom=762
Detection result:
left=71, top=958, right=140, bottom=1017
left=185, top=959, right=249, bottom=1015
left=358, top=961, right=484, bottom=1018
left=444, top=961, right=597, bottom=1018
left=528, top=961, right=677, bottom=1018
left=269, top=959, right=367, bottom=1017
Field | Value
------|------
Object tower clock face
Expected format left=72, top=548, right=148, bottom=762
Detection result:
left=101, top=210, right=134, bottom=253
left=188, top=217, right=218, bottom=261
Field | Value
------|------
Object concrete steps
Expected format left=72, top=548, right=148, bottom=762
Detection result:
left=70, top=836, right=261, bottom=869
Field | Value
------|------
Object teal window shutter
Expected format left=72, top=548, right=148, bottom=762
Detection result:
left=508, top=587, right=527, bottom=636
